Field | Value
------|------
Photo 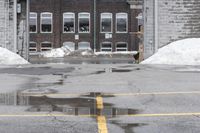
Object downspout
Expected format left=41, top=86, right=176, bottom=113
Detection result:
left=13, top=0, right=17, bottom=53
left=154, top=0, right=158, bottom=53
left=26, top=0, right=30, bottom=60
left=93, top=0, right=96, bottom=52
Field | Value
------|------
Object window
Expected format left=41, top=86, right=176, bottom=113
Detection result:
left=41, top=12, right=53, bottom=33
left=63, top=13, right=75, bottom=33
left=101, top=13, right=112, bottom=33
left=137, top=13, right=143, bottom=32
left=29, top=12, right=37, bottom=33
left=116, top=13, right=128, bottom=33
left=116, top=42, right=128, bottom=51
left=29, top=42, right=37, bottom=52
left=78, top=42, right=91, bottom=50
left=101, top=42, right=112, bottom=52
left=63, top=42, right=75, bottom=51
left=78, top=13, right=90, bottom=33
left=41, top=42, right=52, bottom=51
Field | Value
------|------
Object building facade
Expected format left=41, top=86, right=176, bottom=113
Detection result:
left=29, top=0, right=142, bottom=53
left=143, top=0, right=200, bottom=58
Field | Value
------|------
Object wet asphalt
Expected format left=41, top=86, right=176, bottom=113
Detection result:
left=0, top=59, right=200, bottom=133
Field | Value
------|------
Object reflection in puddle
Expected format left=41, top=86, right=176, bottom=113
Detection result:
left=110, top=120, right=147, bottom=133
left=0, top=92, right=140, bottom=118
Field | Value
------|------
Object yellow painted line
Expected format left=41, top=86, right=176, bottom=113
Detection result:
left=123, top=112, right=200, bottom=117
left=111, top=91, right=200, bottom=96
left=0, top=112, right=200, bottom=118
left=21, top=91, right=200, bottom=97
left=96, top=96, right=104, bottom=109
left=97, top=116, right=108, bottom=133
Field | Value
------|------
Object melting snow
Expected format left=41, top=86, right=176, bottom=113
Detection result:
left=0, top=47, right=29, bottom=65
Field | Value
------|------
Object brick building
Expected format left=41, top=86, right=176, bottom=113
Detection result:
left=29, top=0, right=143, bottom=53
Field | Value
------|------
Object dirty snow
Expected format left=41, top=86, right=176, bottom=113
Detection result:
left=142, top=38, right=200, bottom=65
left=0, top=47, right=29, bottom=65
left=40, top=46, right=137, bottom=58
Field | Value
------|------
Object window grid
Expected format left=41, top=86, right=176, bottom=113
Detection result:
left=101, top=42, right=112, bottom=52
left=116, top=42, right=128, bottom=51
left=40, top=42, right=52, bottom=51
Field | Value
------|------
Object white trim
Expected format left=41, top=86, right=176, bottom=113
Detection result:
left=29, top=12, right=37, bottom=33
left=116, top=42, right=128, bottom=51
left=101, top=42, right=112, bottom=52
left=100, top=13, right=113, bottom=33
left=63, top=12, right=75, bottom=33
left=40, top=12, right=53, bottom=33
left=78, top=12, right=90, bottom=33
left=116, top=13, right=128, bottom=33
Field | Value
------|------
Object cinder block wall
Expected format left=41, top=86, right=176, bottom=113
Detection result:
left=144, top=0, right=200, bottom=58
left=158, top=0, right=200, bottom=47
left=0, top=0, right=15, bottom=52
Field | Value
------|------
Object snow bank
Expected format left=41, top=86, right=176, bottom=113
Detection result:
left=142, top=38, right=200, bottom=65
left=0, top=47, right=29, bottom=65
left=40, top=46, right=71, bottom=58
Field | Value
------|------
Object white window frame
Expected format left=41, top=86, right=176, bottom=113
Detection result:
left=100, top=13, right=113, bottom=33
left=101, top=42, right=112, bottom=52
left=29, top=41, right=37, bottom=52
left=29, top=12, right=37, bottom=33
left=40, top=12, right=53, bottom=33
left=116, top=13, right=128, bottom=33
left=63, top=42, right=75, bottom=51
left=63, top=12, right=75, bottom=33
left=78, top=41, right=91, bottom=50
left=40, top=41, right=52, bottom=51
left=78, top=12, right=90, bottom=33
left=116, top=42, right=128, bottom=51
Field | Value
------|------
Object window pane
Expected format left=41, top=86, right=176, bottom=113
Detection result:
left=78, top=42, right=90, bottom=50
left=29, top=42, right=37, bottom=52
left=79, top=13, right=90, bottom=33
left=63, top=42, right=75, bottom=51
left=29, top=13, right=37, bottom=33
left=101, top=42, right=112, bottom=52
left=41, top=42, right=52, bottom=51
left=116, top=13, right=127, bottom=32
left=63, top=13, right=74, bottom=33
left=101, top=13, right=112, bottom=32
left=116, top=42, right=127, bottom=51
left=41, top=13, right=52, bottom=33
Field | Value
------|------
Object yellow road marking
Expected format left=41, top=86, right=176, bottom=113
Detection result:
left=21, top=91, right=200, bottom=97
left=97, top=116, right=108, bottom=133
left=96, top=96, right=104, bottom=109
left=0, top=112, right=200, bottom=117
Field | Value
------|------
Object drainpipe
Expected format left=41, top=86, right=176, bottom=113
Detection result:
left=26, top=0, right=30, bottom=60
left=93, top=0, right=96, bottom=52
left=154, top=0, right=158, bottom=53
left=13, top=0, right=17, bottom=53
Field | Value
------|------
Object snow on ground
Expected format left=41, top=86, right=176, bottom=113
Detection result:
left=142, top=38, right=200, bottom=65
left=0, top=47, right=29, bottom=65
left=40, top=46, right=137, bottom=58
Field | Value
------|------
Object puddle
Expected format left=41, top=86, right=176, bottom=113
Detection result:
left=111, top=68, right=133, bottom=73
left=0, top=92, right=140, bottom=117
left=110, top=120, right=147, bottom=133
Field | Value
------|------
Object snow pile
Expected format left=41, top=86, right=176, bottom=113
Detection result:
left=0, top=47, right=29, bottom=65
left=142, top=38, right=200, bottom=65
left=40, top=46, right=71, bottom=58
